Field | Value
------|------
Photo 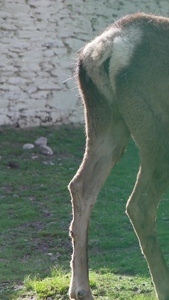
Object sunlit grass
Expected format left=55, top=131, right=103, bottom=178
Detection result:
left=23, top=269, right=155, bottom=300
left=24, top=268, right=70, bottom=299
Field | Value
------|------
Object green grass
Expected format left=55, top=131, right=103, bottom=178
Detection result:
left=0, top=124, right=168, bottom=299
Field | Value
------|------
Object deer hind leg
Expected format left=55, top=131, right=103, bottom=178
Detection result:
left=117, top=84, right=169, bottom=299
left=126, top=157, right=169, bottom=300
left=68, top=61, right=130, bottom=299
left=69, top=124, right=129, bottom=300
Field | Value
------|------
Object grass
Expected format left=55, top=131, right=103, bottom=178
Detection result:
left=0, top=124, right=169, bottom=299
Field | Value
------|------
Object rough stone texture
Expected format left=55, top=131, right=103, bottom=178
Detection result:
left=0, top=0, right=169, bottom=127
left=23, top=143, right=34, bottom=149
left=34, top=136, right=47, bottom=146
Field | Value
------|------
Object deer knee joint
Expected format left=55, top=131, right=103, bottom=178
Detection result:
left=68, top=177, right=82, bottom=196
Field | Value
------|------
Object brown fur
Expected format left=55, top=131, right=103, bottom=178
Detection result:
left=69, top=13, right=169, bottom=300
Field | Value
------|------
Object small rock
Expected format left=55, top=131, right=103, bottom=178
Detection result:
left=34, top=137, right=47, bottom=146
left=32, top=155, right=39, bottom=160
left=23, top=143, right=34, bottom=149
left=42, top=161, right=54, bottom=165
left=8, top=162, right=20, bottom=169
left=39, top=145, right=53, bottom=156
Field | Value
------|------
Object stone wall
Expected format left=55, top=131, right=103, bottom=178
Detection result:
left=0, top=0, right=169, bottom=127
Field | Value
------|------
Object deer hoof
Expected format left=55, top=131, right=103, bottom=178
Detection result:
left=78, top=289, right=86, bottom=298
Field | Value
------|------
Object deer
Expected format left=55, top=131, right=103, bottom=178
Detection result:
left=68, top=12, right=169, bottom=300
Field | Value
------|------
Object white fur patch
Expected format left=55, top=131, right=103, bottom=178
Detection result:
left=109, top=26, right=142, bottom=91
left=82, top=24, right=142, bottom=97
